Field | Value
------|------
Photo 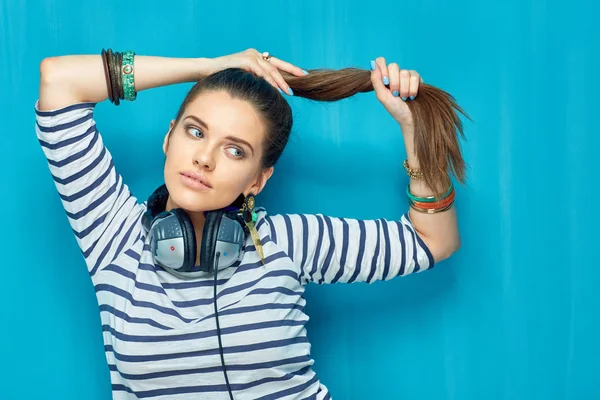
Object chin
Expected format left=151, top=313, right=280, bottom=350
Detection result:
left=164, top=178, right=211, bottom=213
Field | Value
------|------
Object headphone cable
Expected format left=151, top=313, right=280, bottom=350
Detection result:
left=213, top=252, right=234, bottom=400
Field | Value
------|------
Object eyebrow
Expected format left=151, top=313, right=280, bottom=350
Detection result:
left=184, top=115, right=255, bottom=155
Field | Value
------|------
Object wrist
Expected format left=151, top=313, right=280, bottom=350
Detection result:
left=401, top=125, right=419, bottom=165
left=400, top=123, right=415, bottom=136
left=193, top=57, right=218, bottom=80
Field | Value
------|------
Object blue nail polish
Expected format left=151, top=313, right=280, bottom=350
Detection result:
left=288, top=88, right=294, bottom=96
left=302, top=69, right=309, bottom=75
left=402, top=96, right=408, bottom=101
left=410, top=95, right=415, bottom=100
left=392, top=91, right=399, bottom=97
left=370, top=60, right=376, bottom=71
left=278, top=88, right=284, bottom=95
left=383, top=76, right=390, bottom=85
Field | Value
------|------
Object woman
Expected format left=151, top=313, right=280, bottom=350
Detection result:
left=36, top=48, right=466, bottom=399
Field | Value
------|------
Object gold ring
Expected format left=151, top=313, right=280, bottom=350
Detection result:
left=262, top=51, right=272, bottom=62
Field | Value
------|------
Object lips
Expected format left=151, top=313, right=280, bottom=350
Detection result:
left=180, top=171, right=212, bottom=188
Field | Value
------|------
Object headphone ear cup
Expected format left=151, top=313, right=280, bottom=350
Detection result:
left=200, top=210, right=224, bottom=272
left=170, top=208, right=197, bottom=272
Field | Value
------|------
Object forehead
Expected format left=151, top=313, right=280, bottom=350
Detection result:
left=184, top=90, right=266, bottom=142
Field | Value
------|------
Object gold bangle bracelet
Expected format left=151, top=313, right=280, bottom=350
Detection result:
left=409, top=201, right=455, bottom=214
left=403, top=159, right=424, bottom=180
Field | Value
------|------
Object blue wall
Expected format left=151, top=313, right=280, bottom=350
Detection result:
left=1, top=0, right=598, bottom=398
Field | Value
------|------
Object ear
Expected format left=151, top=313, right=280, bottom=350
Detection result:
left=163, top=120, right=176, bottom=155
left=248, top=167, right=274, bottom=196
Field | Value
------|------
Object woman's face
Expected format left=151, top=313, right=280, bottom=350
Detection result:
left=163, top=90, right=274, bottom=213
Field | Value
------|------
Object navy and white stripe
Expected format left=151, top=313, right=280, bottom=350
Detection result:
left=36, top=100, right=434, bottom=399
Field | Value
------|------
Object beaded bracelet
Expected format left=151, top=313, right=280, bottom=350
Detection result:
left=403, top=159, right=424, bottom=180
left=122, top=50, right=137, bottom=101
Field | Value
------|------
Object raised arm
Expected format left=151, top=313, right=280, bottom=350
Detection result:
left=38, top=55, right=214, bottom=110
left=39, top=48, right=308, bottom=111
left=369, top=57, right=462, bottom=262
left=37, top=53, right=227, bottom=276
left=36, top=49, right=308, bottom=276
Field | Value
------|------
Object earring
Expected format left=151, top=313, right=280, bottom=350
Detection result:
left=242, top=194, right=257, bottom=223
left=242, top=194, right=265, bottom=265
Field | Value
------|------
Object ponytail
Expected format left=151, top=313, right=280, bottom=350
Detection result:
left=283, top=68, right=470, bottom=197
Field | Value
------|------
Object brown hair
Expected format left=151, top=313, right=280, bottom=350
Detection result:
left=283, top=68, right=470, bottom=197
left=174, top=67, right=469, bottom=198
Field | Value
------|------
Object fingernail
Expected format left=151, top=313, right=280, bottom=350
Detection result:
left=392, top=91, right=399, bottom=97
left=278, top=88, right=284, bottom=95
left=383, top=76, right=390, bottom=85
left=370, top=60, right=376, bottom=71
left=302, top=69, right=309, bottom=75
left=402, top=96, right=408, bottom=101
left=410, top=95, right=415, bottom=100
left=288, top=88, right=294, bottom=96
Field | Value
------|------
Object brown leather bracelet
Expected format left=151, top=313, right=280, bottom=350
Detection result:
left=101, top=49, right=114, bottom=104
left=116, top=51, right=124, bottom=101
left=107, top=49, right=120, bottom=105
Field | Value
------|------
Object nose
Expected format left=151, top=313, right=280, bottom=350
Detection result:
left=193, top=146, right=216, bottom=171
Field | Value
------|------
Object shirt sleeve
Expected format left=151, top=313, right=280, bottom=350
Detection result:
left=264, top=212, right=435, bottom=285
left=35, top=101, right=144, bottom=276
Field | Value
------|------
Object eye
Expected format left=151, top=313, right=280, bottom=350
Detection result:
left=226, top=147, right=245, bottom=159
left=186, top=125, right=204, bottom=138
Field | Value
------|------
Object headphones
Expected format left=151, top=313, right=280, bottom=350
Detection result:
left=141, top=184, right=248, bottom=279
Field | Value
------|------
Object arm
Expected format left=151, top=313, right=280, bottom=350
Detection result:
left=369, top=56, right=462, bottom=263
left=39, top=48, right=307, bottom=110
left=265, top=212, right=435, bottom=285
left=37, top=50, right=307, bottom=275
left=37, top=54, right=219, bottom=276
left=403, top=125, right=461, bottom=262
left=39, top=55, right=215, bottom=110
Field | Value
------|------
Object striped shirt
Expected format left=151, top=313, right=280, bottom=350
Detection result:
left=35, top=100, right=435, bottom=400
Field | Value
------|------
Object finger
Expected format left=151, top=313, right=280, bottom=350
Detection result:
left=258, top=58, right=293, bottom=95
left=388, top=63, right=400, bottom=98
left=369, top=59, right=388, bottom=101
left=399, top=69, right=411, bottom=101
left=250, top=60, right=280, bottom=91
left=248, top=48, right=261, bottom=57
left=409, top=70, right=421, bottom=100
left=375, top=57, right=390, bottom=87
left=269, top=57, right=308, bottom=77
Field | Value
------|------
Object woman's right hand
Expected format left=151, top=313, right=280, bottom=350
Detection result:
left=207, top=48, right=308, bottom=95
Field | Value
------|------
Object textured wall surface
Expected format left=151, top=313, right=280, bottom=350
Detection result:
left=1, top=0, right=598, bottom=398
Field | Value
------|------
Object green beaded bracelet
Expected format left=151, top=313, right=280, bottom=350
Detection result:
left=407, top=182, right=454, bottom=203
left=122, top=50, right=137, bottom=101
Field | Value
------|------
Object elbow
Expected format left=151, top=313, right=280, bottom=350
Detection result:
left=40, top=57, right=58, bottom=86
left=427, top=236, right=461, bottom=264
left=40, top=56, right=70, bottom=87
left=451, top=236, right=461, bottom=254
left=442, top=237, right=461, bottom=262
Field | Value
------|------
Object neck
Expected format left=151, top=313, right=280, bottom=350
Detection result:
left=165, top=195, right=205, bottom=266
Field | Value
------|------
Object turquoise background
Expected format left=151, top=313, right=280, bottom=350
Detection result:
left=1, top=0, right=598, bottom=398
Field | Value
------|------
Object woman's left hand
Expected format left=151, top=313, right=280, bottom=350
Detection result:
left=370, top=57, right=422, bottom=129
